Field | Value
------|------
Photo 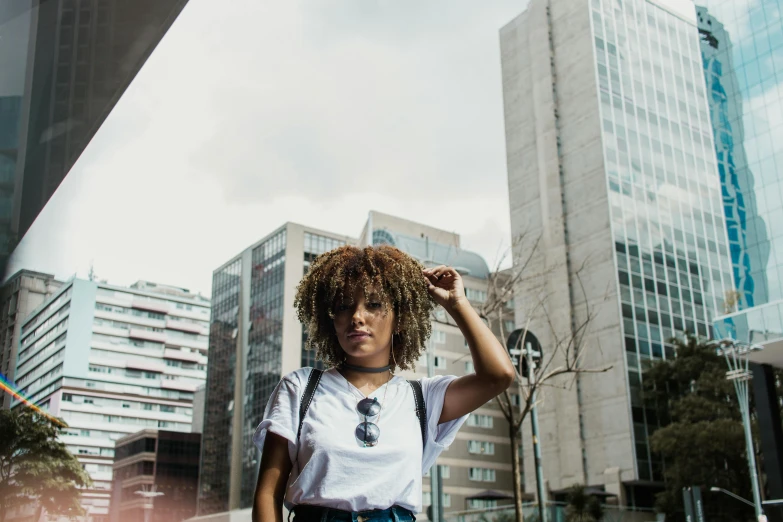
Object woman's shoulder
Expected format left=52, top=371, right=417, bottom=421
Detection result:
left=280, top=366, right=323, bottom=389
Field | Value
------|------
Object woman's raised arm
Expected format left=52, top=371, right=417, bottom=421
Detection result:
left=422, top=266, right=515, bottom=424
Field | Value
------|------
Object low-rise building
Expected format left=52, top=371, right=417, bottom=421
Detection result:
left=110, top=429, right=201, bottom=522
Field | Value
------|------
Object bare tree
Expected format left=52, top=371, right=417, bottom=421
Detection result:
left=474, top=232, right=613, bottom=522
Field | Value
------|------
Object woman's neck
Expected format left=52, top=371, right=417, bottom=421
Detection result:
left=338, top=365, right=393, bottom=391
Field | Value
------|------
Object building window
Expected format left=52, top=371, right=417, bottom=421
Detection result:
left=465, top=361, right=475, bottom=374
left=423, top=465, right=450, bottom=478
left=469, top=467, right=496, bottom=482
left=467, top=414, right=494, bottom=428
left=468, top=499, right=497, bottom=509
left=432, top=330, right=446, bottom=344
left=468, top=441, right=495, bottom=455
left=422, top=492, right=451, bottom=508
left=465, top=288, right=487, bottom=303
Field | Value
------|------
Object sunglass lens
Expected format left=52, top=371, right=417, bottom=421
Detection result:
left=357, top=397, right=381, bottom=417
left=355, top=421, right=380, bottom=447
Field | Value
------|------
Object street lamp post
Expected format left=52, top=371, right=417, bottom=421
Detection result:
left=710, top=487, right=757, bottom=509
left=713, top=339, right=765, bottom=522
left=134, top=485, right=165, bottom=522
left=426, top=336, right=443, bottom=522
left=508, top=328, right=546, bottom=522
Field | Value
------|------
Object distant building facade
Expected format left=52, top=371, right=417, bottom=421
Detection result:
left=110, top=429, right=201, bottom=522
left=12, top=278, right=209, bottom=521
left=0, top=269, right=61, bottom=409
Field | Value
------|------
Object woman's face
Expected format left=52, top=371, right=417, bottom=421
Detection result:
left=333, top=286, right=395, bottom=365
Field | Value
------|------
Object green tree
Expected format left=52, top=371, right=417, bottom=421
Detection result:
left=564, top=485, right=603, bottom=522
left=644, top=334, right=753, bottom=522
left=0, top=409, right=92, bottom=522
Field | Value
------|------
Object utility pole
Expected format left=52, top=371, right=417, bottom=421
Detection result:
left=525, top=339, right=547, bottom=522
left=426, top=335, right=444, bottom=522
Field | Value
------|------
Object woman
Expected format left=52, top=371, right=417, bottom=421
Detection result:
left=252, top=245, right=515, bottom=522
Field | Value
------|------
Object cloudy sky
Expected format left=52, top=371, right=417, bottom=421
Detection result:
left=7, top=0, right=532, bottom=296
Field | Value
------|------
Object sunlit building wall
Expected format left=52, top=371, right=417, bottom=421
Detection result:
left=501, top=0, right=732, bottom=505
left=12, top=278, right=210, bottom=522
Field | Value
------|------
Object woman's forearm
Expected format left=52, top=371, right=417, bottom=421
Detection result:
left=447, top=298, right=515, bottom=390
left=252, top=494, right=284, bottom=522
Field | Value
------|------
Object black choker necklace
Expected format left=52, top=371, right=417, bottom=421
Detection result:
left=341, top=362, right=393, bottom=373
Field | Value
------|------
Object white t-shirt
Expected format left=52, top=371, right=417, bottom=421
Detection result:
left=252, top=367, right=468, bottom=513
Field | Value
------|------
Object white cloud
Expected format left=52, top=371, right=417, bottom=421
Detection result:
left=7, top=0, right=523, bottom=295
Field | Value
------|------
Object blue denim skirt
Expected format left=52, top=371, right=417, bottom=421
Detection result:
left=290, top=504, right=416, bottom=522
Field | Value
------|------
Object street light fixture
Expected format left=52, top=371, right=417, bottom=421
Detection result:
left=709, top=338, right=765, bottom=522
left=710, top=487, right=755, bottom=508
left=134, top=485, right=164, bottom=522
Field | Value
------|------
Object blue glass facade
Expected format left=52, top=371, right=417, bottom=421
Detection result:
left=700, top=0, right=783, bottom=344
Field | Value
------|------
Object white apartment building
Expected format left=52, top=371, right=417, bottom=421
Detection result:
left=12, top=278, right=210, bottom=522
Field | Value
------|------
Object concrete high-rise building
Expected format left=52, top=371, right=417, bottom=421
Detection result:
left=196, top=212, right=517, bottom=520
left=0, top=269, right=62, bottom=409
left=500, top=0, right=732, bottom=506
left=701, top=0, right=783, bottom=516
left=11, top=278, right=210, bottom=522
left=0, top=0, right=190, bottom=275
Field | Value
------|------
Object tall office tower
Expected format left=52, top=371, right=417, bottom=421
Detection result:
left=500, top=0, right=732, bottom=505
left=198, top=223, right=353, bottom=516
left=11, top=278, right=209, bottom=522
left=0, top=0, right=190, bottom=275
left=0, top=269, right=62, bottom=409
left=702, top=0, right=783, bottom=516
left=197, top=212, right=516, bottom=520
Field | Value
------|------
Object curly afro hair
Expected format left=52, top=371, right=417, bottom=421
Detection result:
left=294, top=245, right=435, bottom=371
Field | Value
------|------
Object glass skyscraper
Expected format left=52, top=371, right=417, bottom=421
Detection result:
left=501, top=0, right=733, bottom=501
left=700, top=0, right=783, bottom=513
left=197, top=224, right=350, bottom=515
left=704, top=0, right=783, bottom=344
left=593, top=0, right=733, bottom=482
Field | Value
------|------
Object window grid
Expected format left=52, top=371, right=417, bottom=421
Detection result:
left=591, top=0, right=734, bottom=482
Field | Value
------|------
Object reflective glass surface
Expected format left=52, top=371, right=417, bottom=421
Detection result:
left=198, top=258, right=241, bottom=515
left=590, top=0, right=733, bottom=481
left=698, top=0, right=783, bottom=346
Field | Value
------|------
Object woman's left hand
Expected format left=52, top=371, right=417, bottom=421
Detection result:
left=422, top=265, right=467, bottom=311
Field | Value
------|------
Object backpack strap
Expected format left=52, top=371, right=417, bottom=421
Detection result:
left=297, top=369, right=323, bottom=442
left=408, top=379, right=427, bottom=449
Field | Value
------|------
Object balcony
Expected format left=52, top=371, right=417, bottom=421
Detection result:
left=163, top=348, right=202, bottom=363
left=126, top=360, right=166, bottom=373
left=129, top=328, right=166, bottom=343
left=159, top=380, right=198, bottom=392
left=131, top=299, right=169, bottom=314
left=165, top=319, right=204, bottom=334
